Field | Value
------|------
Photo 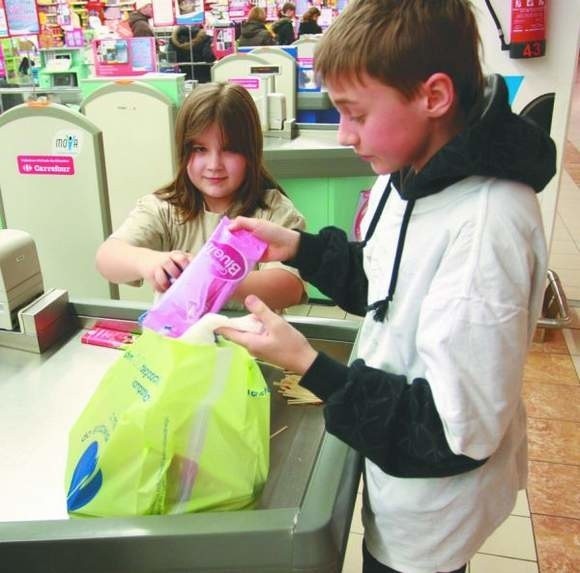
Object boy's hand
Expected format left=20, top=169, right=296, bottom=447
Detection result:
left=228, top=217, right=301, bottom=263
left=138, top=250, right=191, bottom=292
left=217, top=295, right=318, bottom=375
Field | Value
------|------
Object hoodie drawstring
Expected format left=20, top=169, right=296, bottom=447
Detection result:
left=363, top=179, right=416, bottom=323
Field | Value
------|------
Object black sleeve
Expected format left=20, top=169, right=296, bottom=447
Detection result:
left=301, top=353, right=488, bottom=478
left=202, top=38, right=216, bottom=62
left=286, top=227, right=368, bottom=316
left=276, top=21, right=295, bottom=45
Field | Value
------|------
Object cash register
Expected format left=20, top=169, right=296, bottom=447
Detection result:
left=0, top=229, right=70, bottom=353
left=37, top=47, right=89, bottom=89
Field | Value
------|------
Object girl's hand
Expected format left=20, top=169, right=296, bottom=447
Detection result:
left=228, top=217, right=300, bottom=262
left=217, top=295, right=318, bottom=375
left=138, top=250, right=191, bottom=292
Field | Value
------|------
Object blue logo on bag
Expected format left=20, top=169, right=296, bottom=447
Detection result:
left=67, top=441, right=103, bottom=511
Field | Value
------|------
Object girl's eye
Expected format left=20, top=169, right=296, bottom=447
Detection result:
left=191, top=145, right=206, bottom=153
left=350, top=115, right=365, bottom=124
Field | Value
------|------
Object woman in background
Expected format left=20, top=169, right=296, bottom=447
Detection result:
left=298, top=7, right=322, bottom=37
left=238, top=7, right=276, bottom=47
left=128, top=1, right=154, bottom=37
left=168, top=25, right=216, bottom=83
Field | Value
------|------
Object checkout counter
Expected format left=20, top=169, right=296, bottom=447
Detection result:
left=0, top=85, right=338, bottom=121
left=264, top=128, right=374, bottom=299
left=0, top=85, right=82, bottom=114
left=0, top=93, right=373, bottom=302
left=0, top=295, right=362, bottom=573
left=0, top=55, right=365, bottom=308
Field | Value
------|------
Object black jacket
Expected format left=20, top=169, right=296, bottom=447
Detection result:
left=168, top=26, right=215, bottom=82
left=238, top=21, right=276, bottom=47
left=271, top=18, right=295, bottom=45
left=298, top=21, right=322, bottom=36
left=287, top=74, right=556, bottom=479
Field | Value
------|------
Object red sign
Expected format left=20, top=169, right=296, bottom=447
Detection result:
left=510, top=0, right=546, bottom=59
left=18, top=155, right=75, bottom=176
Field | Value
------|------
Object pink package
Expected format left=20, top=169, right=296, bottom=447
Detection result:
left=141, top=216, right=267, bottom=338
left=81, top=327, right=137, bottom=350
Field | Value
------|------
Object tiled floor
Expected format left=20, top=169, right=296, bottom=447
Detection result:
left=550, top=58, right=580, bottom=303
left=289, top=58, right=580, bottom=573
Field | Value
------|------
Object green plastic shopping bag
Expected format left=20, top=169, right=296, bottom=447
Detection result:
left=65, top=328, right=270, bottom=517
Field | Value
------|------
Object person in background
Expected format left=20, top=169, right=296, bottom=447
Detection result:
left=86, top=0, right=106, bottom=22
left=96, top=82, right=305, bottom=311
left=128, top=1, right=154, bottom=37
left=168, top=25, right=216, bottom=83
left=18, top=56, right=34, bottom=78
left=272, top=2, right=296, bottom=45
left=177, top=0, right=196, bottom=14
left=298, top=7, right=322, bottom=37
left=218, top=1, right=556, bottom=572
left=238, top=7, right=276, bottom=47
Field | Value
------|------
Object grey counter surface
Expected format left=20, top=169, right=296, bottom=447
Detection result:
left=0, top=329, right=120, bottom=522
left=0, top=303, right=362, bottom=573
left=264, top=128, right=374, bottom=178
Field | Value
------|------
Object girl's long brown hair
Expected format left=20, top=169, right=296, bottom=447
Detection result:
left=155, top=82, right=282, bottom=221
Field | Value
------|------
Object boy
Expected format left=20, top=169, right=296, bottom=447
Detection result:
left=272, top=2, right=297, bottom=45
left=220, top=1, right=556, bottom=572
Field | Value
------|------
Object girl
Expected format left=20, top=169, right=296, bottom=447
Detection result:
left=96, top=82, right=306, bottom=311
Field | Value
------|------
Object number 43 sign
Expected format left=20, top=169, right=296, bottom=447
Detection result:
left=510, top=0, right=546, bottom=59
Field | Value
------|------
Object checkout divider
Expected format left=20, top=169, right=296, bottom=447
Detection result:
left=0, top=102, right=116, bottom=300
left=0, top=48, right=371, bottom=573
left=80, top=81, right=178, bottom=303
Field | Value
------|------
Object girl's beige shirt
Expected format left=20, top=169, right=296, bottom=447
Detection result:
left=110, top=188, right=307, bottom=304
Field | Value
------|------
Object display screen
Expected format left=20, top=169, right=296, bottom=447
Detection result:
left=53, top=73, right=77, bottom=87
left=95, top=40, right=129, bottom=65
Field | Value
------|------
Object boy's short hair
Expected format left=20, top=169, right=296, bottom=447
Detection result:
left=281, top=3, right=296, bottom=14
left=315, top=0, right=483, bottom=116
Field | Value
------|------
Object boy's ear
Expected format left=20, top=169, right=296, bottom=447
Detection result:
left=422, top=73, right=455, bottom=118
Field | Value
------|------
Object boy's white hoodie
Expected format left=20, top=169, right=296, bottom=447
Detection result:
left=291, top=75, right=555, bottom=572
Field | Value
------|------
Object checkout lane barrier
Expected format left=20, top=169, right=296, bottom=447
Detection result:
left=0, top=102, right=116, bottom=299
